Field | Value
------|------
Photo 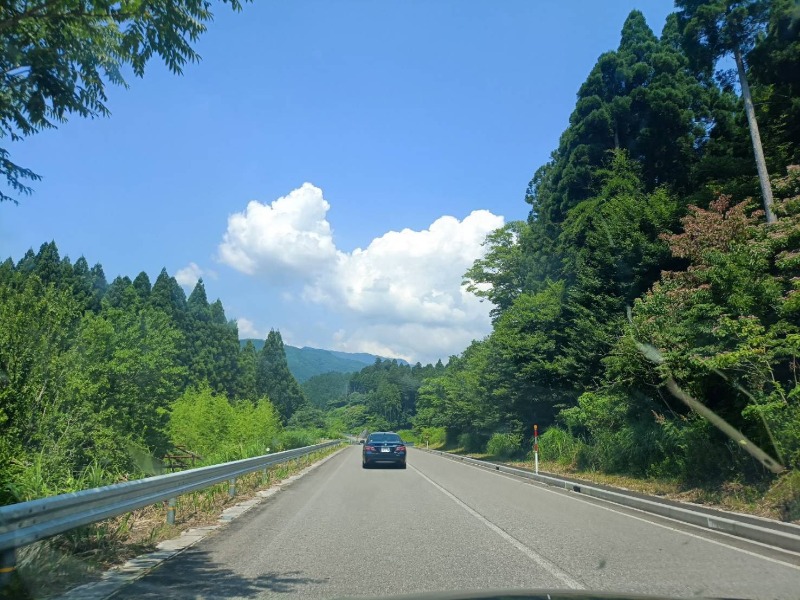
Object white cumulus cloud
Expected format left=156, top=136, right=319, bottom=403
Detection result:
left=175, top=262, right=204, bottom=289
left=236, top=317, right=263, bottom=340
left=307, top=210, right=504, bottom=327
left=218, top=183, right=338, bottom=278
left=217, top=184, right=504, bottom=362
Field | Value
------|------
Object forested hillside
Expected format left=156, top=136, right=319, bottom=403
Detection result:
left=240, top=340, right=408, bottom=382
left=0, top=248, right=312, bottom=505
left=301, top=359, right=444, bottom=436
left=409, top=2, right=800, bottom=486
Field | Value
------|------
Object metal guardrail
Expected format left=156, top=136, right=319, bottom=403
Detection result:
left=0, top=441, right=342, bottom=559
left=416, top=447, right=800, bottom=554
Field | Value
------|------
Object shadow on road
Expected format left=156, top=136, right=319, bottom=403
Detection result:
left=114, top=548, right=328, bottom=598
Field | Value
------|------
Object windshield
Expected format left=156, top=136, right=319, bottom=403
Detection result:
left=1, top=1, right=799, bottom=600
left=368, top=433, right=403, bottom=443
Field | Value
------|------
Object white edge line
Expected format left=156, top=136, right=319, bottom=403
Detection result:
left=418, top=450, right=800, bottom=572
left=409, top=463, right=585, bottom=590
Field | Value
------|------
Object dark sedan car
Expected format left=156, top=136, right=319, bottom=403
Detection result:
left=362, top=432, right=407, bottom=469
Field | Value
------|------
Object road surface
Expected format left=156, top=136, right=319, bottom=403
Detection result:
left=115, top=446, right=800, bottom=599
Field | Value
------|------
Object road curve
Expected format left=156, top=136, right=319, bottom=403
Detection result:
left=114, top=446, right=800, bottom=599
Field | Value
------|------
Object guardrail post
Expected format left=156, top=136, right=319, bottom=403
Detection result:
left=228, top=478, right=236, bottom=497
left=0, top=548, right=15, bottom=588
left=262, top=467, right=269, bottom=484
left=166, top=497, right=177, bottom=525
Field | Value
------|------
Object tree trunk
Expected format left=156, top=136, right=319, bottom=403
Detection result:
left=734, top=47, right=776, bottom=224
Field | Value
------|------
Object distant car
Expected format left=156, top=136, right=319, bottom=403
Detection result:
left=362, top=432, right=406, bottom=469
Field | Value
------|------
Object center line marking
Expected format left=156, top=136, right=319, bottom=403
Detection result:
left=410, top=463, right=585, bottom=590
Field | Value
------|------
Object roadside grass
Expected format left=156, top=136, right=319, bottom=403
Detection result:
left=7, top=445, right=343, bottom=600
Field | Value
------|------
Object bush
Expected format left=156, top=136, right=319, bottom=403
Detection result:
left=396, top=429, right=418, bottom=444
left=419, top=427, right=446, bottom=448
left=536, top=427, right=583, bottom=466
left=766, top=469, right=800, bottom=522
left=486, top=433, right=522, bottom=459
left=280, top=428, right=320, bottom=450
left=168, top=385, right=283, bottom=462
left=457, top=432, right=487, bottom=453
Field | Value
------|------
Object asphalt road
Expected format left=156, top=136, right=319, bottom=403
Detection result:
left=114, top=446, right=800, bottom=600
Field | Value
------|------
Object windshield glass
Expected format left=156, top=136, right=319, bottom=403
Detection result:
left=1, top=1, right=799, bottom=600
left=368, top=434, right=402, bottom=443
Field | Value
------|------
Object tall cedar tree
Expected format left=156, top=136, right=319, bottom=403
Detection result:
left=677, top=0, right=777, bottom=221
left=257, top=330, right=308, bottom=422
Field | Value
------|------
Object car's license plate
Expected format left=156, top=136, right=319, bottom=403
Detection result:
left=380, top=447, right=390, bottom=453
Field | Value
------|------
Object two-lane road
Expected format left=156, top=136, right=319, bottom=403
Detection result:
left=116, top=446, right=800, bottom=599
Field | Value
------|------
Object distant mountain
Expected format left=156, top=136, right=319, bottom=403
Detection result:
left=328, top=350, right=387, bottom=365
left=239, top=340, right=408, bottom=382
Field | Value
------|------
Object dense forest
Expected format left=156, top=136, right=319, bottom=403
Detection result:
left=408, top=1, right=800, bottom=484
left=0, top=248, right=314, bottom=505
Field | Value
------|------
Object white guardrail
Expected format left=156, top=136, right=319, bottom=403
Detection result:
left=0, top=440, right=343, bottom=581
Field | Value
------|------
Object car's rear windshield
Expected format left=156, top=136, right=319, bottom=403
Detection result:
left=368, top=433, right=401, bottom=443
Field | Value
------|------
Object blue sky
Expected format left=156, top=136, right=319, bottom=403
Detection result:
left=0, top=1, right=675, bottom=364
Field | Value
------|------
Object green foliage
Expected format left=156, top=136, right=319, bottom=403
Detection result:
left=486, top=433, right=522, bottom=459
left=302, top=371, right=352, bottom=408
left=748, top=0, right=800, bottom=168
left=395, top=429, right=418, bottom=444
left=536, top=427, right=584, bottom=466
left=283, top=346, right=372, bottom=382
left=279, top=428, right=320, bottom=450
left=168, top=385, right=282, bottom=461
left=348, top=358, right=436, bottom=430
left=0, top=0, right=249, bottom=203
left=419, top=427, right=446, bottom=448
left=463, top=221, right=528, bottom=319
left=0, top=244, right=315, bottom=504
left=287, top=406, right=326, bottom=430
left=439, top=4, right=800, bottom=491
left=257, top=330, right=308, bottom=422
left=456, top=432, right=487, bottom=453
left=184, top=280, right=240, bottom=397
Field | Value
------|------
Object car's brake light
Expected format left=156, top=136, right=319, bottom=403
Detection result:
left=396, top=445, right=406, bottom=452
left=364, top=445, right=376, bottom=452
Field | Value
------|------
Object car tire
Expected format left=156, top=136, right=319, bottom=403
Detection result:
left=399, top=462, right=407, bottom=469
left=362, top=461, right=369, bottom=469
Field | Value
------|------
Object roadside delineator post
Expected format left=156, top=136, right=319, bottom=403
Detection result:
left=166, top=497, right=177, bottom=525
left=533, top=424, right=539, bottom=475
left=0, top=548, right=15, bottom=588
left=228, top=478, right=236, bottom=497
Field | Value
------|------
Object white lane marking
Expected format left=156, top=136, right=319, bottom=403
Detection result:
left=416, top=451, right=800, bottom=571
left=409, top=463, right=585, bottom=590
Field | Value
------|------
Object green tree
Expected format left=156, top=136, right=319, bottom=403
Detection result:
left=0, top=273, right=81, bottom=502
left=183, top=279, right=239, bottom=395
left=302, top=371, right=352, bottom=408
left=150, top=268, right=187, bottom=323
left=463, top=221, right=528, bottom=320
left=236, top=339, right=258, bottom=401
left=132, top=271, right=152, bottom=301
left=677, top=0, right=777, bottom=221
left=257, top=330, right=308, bottom=422
left=747, top=0, right=800, bottom=169
left=0, top=0, right=249, bottom=203
left=66, top=303, right=186, bottom=461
